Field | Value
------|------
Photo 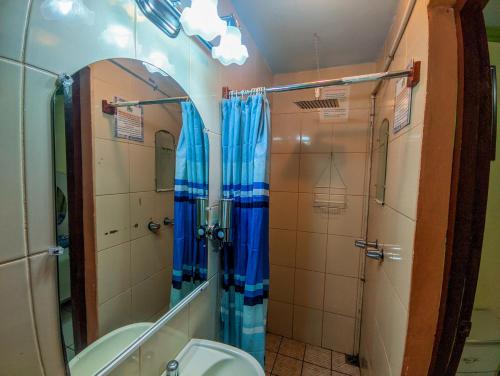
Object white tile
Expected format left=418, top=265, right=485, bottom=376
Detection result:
left=29, top=253, right=66, bottom=376
left=332, top=109, right=370, bottom=153
left=25, top=0, right=136, bottom=74
left=129, top=144, right=155, bottom=192
left=130, top=191, right=155, bottom=240
left=326, top=235, right=360, bottom=278
left=0, top=58, right=26, bottom=262
left=0, top=0, right=30, bottom=60
left=189, top=277, right=218, bottom=340
left=298, top=153, right=331, bottom=193
left=98, top=289, right=132, bottom=337
left=190, top=95, right=220, bottom=135
left=24, top=66, right=58, bottom=253
left=327, top=195, right=364, bottom=237
left=97, top=242, right=131, bottom=304
left=294, top=269, right=325, bottom=310
left=295, top=232, right=327, bottom=272
left=0, top=259, right=44, bottom=375
left=322, top=312, right=355, bottom=354
left=331, top=153, right=367, bottom=196
left=207, top=130, right=221, bottom=206
left=300, top=112, right=333, bottom=153
left=95, top=193, right=130, bottom=250
left=95, top=138, right=130, bottom=195
left=324, top=274, right=359, bottom=317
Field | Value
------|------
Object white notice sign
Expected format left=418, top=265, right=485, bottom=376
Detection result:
left=393, top=74, right=412, bottom=133
left=320, top=86, right=350, bottom=121
left=114, top=97, right=144, bottom=142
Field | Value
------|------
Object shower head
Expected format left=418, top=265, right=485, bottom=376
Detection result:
left=294, top=98, right=339, bottom=110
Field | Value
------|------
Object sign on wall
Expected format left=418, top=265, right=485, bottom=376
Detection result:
left=320, top=86, right=350, bottom=121
left=114, top=96, right=144, bottom=142
left=393, top=63, right=413, bottom=133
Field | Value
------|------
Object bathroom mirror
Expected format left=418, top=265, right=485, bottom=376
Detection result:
left=52, top=58, right=209, bottom=372
left=375, top=118, right=390, bottom=204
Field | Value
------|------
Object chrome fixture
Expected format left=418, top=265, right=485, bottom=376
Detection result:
left=148, top=221, right=161, bottom=233
left=164, top=217, right=175, bottom=226
left=102, top=96, right=189, bottom=115
left=223, top=60, right=421, bottom=98
left=166, top=359, right=179, bottom=376
left=206, top=199, right=234, bottom=249
left=196, top=197, right=208, bottom=239
left=355, top=239, right=384, bottom=261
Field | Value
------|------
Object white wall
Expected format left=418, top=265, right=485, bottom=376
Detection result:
left=0, top=0, right=271, bottom=375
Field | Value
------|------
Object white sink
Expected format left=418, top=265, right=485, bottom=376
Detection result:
left=164, top=339, right=265, bottom=376
left=69, top=322, right=152, bottom=376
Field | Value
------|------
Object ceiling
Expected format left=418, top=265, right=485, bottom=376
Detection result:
left=231, top=0, right=399, bottom=73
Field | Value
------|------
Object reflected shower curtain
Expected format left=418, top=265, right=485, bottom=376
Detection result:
left=220, top=94, right=270, bottom=366
left=170, top=102, right=209, bottom=307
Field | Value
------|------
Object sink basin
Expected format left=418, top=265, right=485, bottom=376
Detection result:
left=69, top=322, right=152, bottom=376
left=165, top=339, right=265, bottom=376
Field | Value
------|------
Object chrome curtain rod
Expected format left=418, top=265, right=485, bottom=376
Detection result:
left=224, top=61, right=421, bottom=97
left=102, top=96, right=189, bottom=115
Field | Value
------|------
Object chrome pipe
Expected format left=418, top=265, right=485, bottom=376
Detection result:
left=108, top=96, right=189, bottom=108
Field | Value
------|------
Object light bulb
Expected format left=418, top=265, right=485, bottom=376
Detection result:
left=180, top=0, right=227, bottom=41
left=212, top=26, right=249, bottom=66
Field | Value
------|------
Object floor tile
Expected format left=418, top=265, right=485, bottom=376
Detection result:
left=304, top=344, right=332, bottom=369
left=331, top=351, right=346, bottom=370
left=279, top=337, right=306, bottom=360
left=265, top=351, right=277, bottom=372
left=302, top=362, right=332, bottom=376
left=273, top=354, right=303, bottom=376
left=331, top=352, right=359, bottom=375
left=267, top=332, right=283, bottom=352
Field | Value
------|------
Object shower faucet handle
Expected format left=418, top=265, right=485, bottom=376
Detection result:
left=166, top=360, right=179, bottom=376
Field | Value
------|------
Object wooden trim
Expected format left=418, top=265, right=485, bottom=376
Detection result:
left=402, top=4, right=459, bottom=375
left=79, top=67, right=98, bottom=343
left=428, top=0, right=492, bottom=374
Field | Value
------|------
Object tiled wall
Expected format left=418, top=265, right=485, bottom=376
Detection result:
left=90, top=61, right=181, bottom=336
left=359, top=0, right=429, bottom=375
left=0, top=0, right=271, bottom=375
left=267, top=63, right=376, bottom=355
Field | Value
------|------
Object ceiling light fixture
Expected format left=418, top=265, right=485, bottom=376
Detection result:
left=212, top=25, right=249, bottom=66
left=179, top=0, right=227, bottom=42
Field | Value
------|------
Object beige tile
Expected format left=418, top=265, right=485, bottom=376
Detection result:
left=322, top=313, right=355, bottom=354
left=130, top=191, right=156, bottom=240
left=294, top=269, right=325, bottom=310
left=332, top=352, right=360, bottom=376
left=270, top=153, right=300, bottom=192
left=130, top=233, right=169, bottom=285
left=292, top=306, right=323, bottom=346
left=95, top=138, right=130, bottom=195
left=0, top=259, right=44, bottom=375
left=266, top=332, right=282, bottom=353
left=268, top=300, right=293, bottom=337
left=130, top=269, right=170, bottom=322
left=139, top=305, right=190, bottom=376
left=296, top=232, right=327, bottom=272
left=265, top=351, right=277, bottom=372
left=324, top=275, right=359, bottom=317
left=98, top=289, right=132, bottom=337
left=269, top=265, right=295, bottom=303
left=279, top=337, right=306, bottom=360
left=28, top=253, right=66, bottom=375
left=327, top=195, right=364, bottom=237
left=24, top=66, right=57, bottom=253
left=129, top=144, right=155, bottom=192
left=270, top=229, right=296, bottom=268
left=270, top=192, right=298, bottom=230
left=300, top=112, right=333, bottom=153
left=0, top=58, right=25, bottom=262
left=331, top=109, right=370, bottom=153
left=188, top=277, right=218, bottom=340
left=0, top=1, right=29, bottom=60
left=207, top=130, right=221, bottom=206
left=297, top=193, right=329, bottom=233
left=326, top=235, right=360, bottom=278
left=108, top=350, right=140, bottom=376
left=154, top=191, right=174, bottom=225
left=302, top=362, right=332, bottom=376
left=95, top=193, right=130, bottom=250
left=273, top=354, right=302, bottom=376
left=331, top=153, right=367, bottom=196
left=304, top=344, right=332, bottom=369
left=97, top=242, right=131, bottom=304
left=299, top=154, right=331, bottom=193
left=271, top=113, right=301, bottom=154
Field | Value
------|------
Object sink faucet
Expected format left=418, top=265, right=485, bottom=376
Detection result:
left=166, top=360, right=179, bottom=376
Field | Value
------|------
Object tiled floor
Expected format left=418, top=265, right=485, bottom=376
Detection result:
left=265, top=333, right=360, bottom=376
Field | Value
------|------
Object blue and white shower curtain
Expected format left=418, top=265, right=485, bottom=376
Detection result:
left=170, top=102, right=209, bottom=307
left=220, top=94, right=271, bottom=366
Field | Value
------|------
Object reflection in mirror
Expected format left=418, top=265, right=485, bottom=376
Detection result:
left=375, top=118, right=390, bottom=204
left=52, top=58, right=209, bottom=373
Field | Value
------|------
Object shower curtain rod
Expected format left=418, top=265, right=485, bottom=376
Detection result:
left=102, top=96, right=189, bottom=115
left=222, top=61, right=420, bottom=98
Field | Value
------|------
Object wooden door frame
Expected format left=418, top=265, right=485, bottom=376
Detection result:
left=428, top=0, right=493, bottom=374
